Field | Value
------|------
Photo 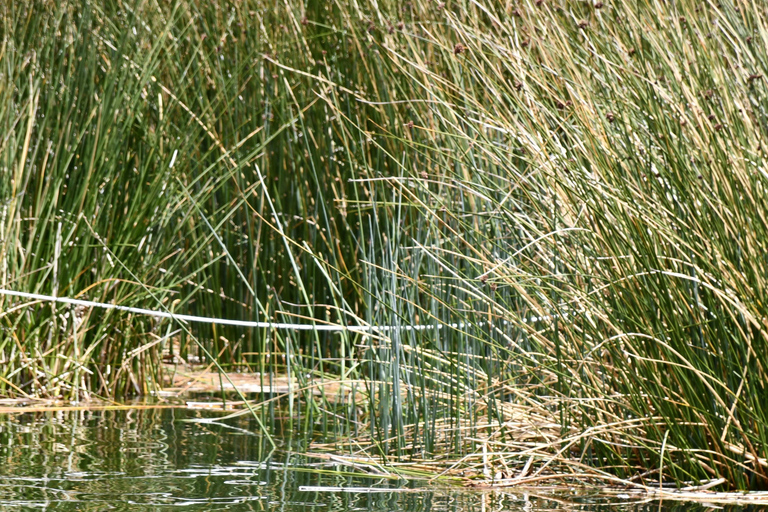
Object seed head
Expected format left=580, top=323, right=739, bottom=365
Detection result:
left=454, top=43, right=465, bottom=54
left=578, top=19, right=589, bottom=29
left=594, top=1, right=604, bottom=8
left=606, top=112, right=615, bottom=122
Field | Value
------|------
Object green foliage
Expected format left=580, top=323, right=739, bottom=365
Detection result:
left=2, top=0, right=768, bottom=490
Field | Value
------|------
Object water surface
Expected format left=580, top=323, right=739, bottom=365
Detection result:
left=0, top=406, right=746, bottom=511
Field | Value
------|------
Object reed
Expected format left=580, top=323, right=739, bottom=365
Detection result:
left=1, top=0, right=767, bottom=490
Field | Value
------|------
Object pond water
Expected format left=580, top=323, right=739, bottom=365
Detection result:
left=0, top=406, right=749, bottom=511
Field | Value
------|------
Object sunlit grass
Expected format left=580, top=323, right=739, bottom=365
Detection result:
left=1, top=0, right=768, bottom=491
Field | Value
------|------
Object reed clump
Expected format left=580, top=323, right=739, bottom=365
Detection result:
left=1, top=0, right=768, bottom=491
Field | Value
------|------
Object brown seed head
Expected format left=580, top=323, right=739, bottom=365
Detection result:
left=301, top=16, right=309, bottom=26
left=454, top=43, right=465, bottom=54
left=405, top=120, right=414, bottom=129
left=595, top=1, right=604, bottom=8
left=420, top=171, right=429, bottom=179
left=578, top=20, right=589, bottom=29
left=606, top=112, right=615, bottom=122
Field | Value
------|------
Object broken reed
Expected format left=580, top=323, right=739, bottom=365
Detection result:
left=2, top=0, right=768, bottom=490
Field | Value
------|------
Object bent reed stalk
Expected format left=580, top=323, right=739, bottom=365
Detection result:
left=1, top=0, right=768, bottom=491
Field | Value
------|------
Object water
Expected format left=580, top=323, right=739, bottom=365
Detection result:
left=0, top=406, right=751, bottom=511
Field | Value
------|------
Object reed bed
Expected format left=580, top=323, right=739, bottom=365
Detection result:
left=1, top=0, right=768, bottom=491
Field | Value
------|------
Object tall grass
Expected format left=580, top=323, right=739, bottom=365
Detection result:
left=2, top=0, right=768, bottom=491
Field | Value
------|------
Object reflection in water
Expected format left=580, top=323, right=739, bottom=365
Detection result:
left=0, top=407, right=753, bottom=511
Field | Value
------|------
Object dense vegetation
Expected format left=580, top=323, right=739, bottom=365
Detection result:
left=2, top=0, right=768, bottom=491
